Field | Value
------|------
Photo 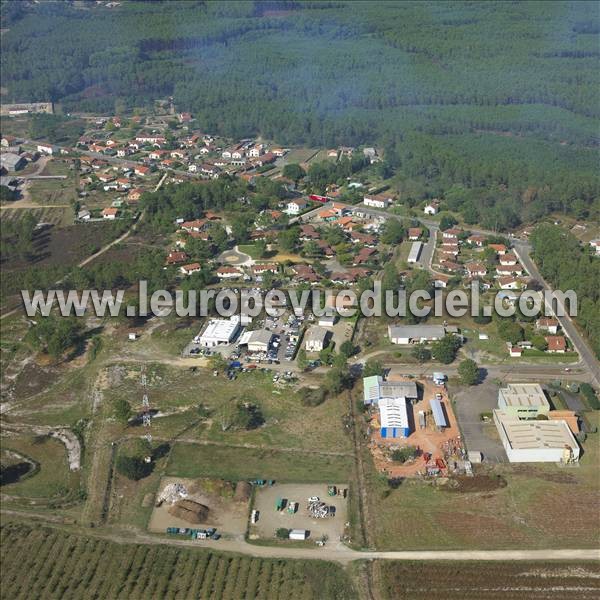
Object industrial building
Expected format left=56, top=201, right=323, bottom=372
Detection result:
left=363, top=375, right=418, bottom=406
left=379, top=397, right=410, bottom=438
left=241, top=329, right=273, bottom=353
left=388, top=324, right=446, bottom=345
left=197, top=317, right=240, bottom=347
left=493, top=409, right=579, bottom=463
left=497, top=383, right=550, bottom=419
left=407, top=241, right=423, bottom=264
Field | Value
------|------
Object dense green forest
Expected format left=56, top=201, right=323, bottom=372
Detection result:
left=530, top=224, right=600, bottom=358
left=1, top=0, right=599, bottom=222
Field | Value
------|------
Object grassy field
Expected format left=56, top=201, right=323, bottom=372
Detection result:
left=0, top=205, right=72, bottom=227
left=100, top=364, right=353, bottom=453
left=0, top=432, right=80, bottom=502
left=0, top=522, right=356, bottom=599
left=375, top=560, right=600, bottom=599
left=366, top=413, right=600, bottom=550
left=167, top=443, right=353, bottom=483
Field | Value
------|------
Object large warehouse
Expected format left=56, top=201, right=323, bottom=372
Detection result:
left=363, top=376, right=418, bottom=406
left=379, top=397, right=410, bottom=439
left=493, top=409, right=579, bottom=463
left=198, top=317, right=240, bottom=347
left=497, top=383, right=550, bottom=419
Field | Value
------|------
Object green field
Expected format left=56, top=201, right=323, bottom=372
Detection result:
left=167, top=443, right=352, bottom=483
left=0, top=522, right=356, bottom=599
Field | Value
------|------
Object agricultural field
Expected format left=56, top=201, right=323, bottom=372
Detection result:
left=375, top=560, right=600, bottom=600
left=365, top=413, right=600, bottom=550
left=0, top=522, right=356, bottom=599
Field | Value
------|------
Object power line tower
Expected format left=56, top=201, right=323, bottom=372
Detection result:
left=141, top=366, right=152, bottom=447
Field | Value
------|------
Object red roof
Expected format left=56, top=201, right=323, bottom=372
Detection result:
left=545, top=336, right=566, bottom=351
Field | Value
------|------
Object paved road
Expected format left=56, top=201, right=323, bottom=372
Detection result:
left=513, top=241, right=600, bottom=388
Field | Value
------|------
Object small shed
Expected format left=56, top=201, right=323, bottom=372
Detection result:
left=430, top=398, right=448, bottom=430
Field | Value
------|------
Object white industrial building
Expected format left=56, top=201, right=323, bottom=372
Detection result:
left=493, top=410, right=579, bottom=463
left=363, top=375, right=418, bottom=406
left=197, top=317, right=240, bottom=347
left=388, top=325, right=445, bottom=345
left=407, top=241, right=423, bottom=264
left=378, top=397, right=410, bottom=439
left=497, top=383, right=550, bottom=420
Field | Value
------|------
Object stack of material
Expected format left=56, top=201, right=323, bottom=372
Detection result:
left=234, top=481, right=252, bottom=502
left=157, top=482, right=188, bottom=504
left=307, top=500, right=329, bottom=518
left=168, top=499, right=209, bottom=524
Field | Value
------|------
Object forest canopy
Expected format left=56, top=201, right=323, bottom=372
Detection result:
left=1, top=1, right=599, bottom=222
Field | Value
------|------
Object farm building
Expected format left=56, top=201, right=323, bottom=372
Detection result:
left=198, top=318, right=240, bottom=347
left=497, top=383, right=550, bottom=419
left=407, top=241, right=423, bottom=264
left=379, top=397, right=410, bottom=439
left=493, top=410, right=579, bottom=463
left=0, top=152, right=25, bottom=171
left=388, top=325, right=445, bottom=345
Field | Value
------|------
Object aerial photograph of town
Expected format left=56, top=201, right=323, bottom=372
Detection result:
left=0, top=1, right=599, bottom=598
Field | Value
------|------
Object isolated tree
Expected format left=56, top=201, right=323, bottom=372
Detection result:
left=339, top=340, right=356, bottom=358
left=282, top=163, right=306, bottom=182
left=458, top=359, right=479, bottom=385
left=380, top=219, right=404, bottom=245
left=363, top=359, right=384, bottom=377
left=431, top=335, right=461, bottom=364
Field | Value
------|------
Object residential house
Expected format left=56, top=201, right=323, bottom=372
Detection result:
left=496, top=265, right=524, bottom=277
left=467, top=234, right=486, bottom=247
left=545, top=336, right=567, bottom=353
left=489, top=243, right=507, bottom=255
left=350, top=231, right=377, bottom=246
left=252, top=264, right=278, bottom=277
left=166, top=251, right=188, bottom=265
left=408, top=227, right=423, bottom=241
left=465, top=262, right=487, bottom=278
left=433, top=274, right=450, bottom=288
left=180, top=262, right=201, bottom=276
left=127, top=189, right=143, bottom=202
left=37, top=144, right=58, bottom=155
left=216, top=266, right=243, bottom=280
left=180, top=219, right=208, bottom=233
left=423, top=201, right=439, bottom=215
left=536, top=317, right=559, bottom=335
left=440, top=260, right=463, bottom=273
left=200, top=163, right=220, bottom=178
left=499, top=253, right=518, bottom=266
left=442, top=228, right=461, bottom=240
left=134, top=166, right=150, bottom=177
left=353, top=247, right=376, bottom=265
left=589, top=239, right=600, bottom=256
left=300, top=224, right=320, bottom=241
left=293, top=264, right=319, bottom=284
left=498, top=276, right=525, bottom=290
left=286, top=199, right=308, bottom=215
left=315, top=239, right=334, bottom=256
left=102, top=207, right=118, bottom=220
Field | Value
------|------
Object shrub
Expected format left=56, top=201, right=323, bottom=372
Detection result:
left=391, top=446, right=418, bottom=463
left=580, top=383, right=600, bottom=410
left=299, top=387, right=327, bottom=407
left=275, top=528, right=290, bottom=539
left=116, top=455, right=152, bottom=481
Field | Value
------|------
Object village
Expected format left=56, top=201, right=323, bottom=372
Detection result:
left=1, top=105, right=598, bottom=552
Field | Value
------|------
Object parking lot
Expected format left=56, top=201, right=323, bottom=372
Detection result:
left=249, top=483, right=348, bottom=543
left=452, top=381, right=507, bottom=463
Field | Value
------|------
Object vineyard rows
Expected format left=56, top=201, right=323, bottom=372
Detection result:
left=1, top=524, right=355, bottom=599
left=1, top=207, right=71, bottom=226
